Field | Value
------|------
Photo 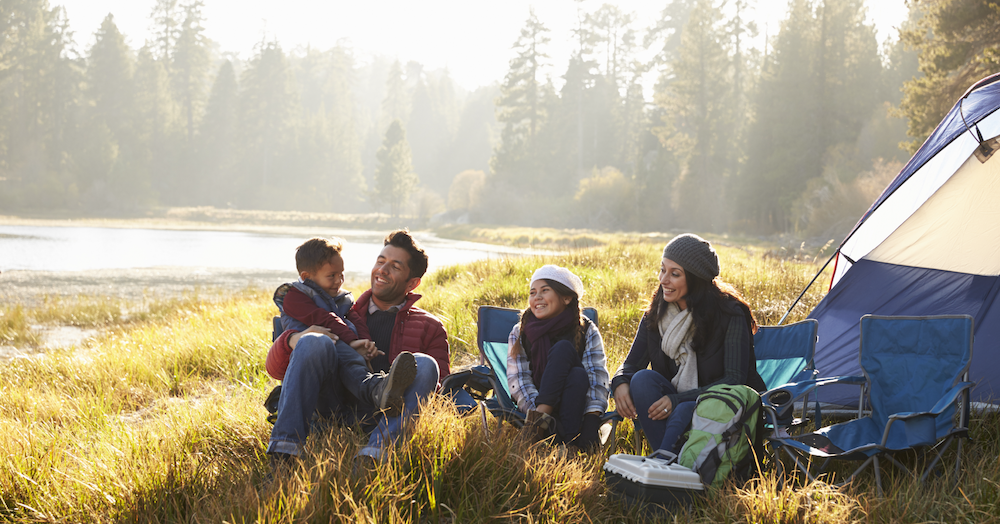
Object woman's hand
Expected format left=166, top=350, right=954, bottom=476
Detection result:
left=648, top=395, right=674, bottom=421
left=614, top=383, right=637, bottom=419
left=289, top=325, right=339, bottom=350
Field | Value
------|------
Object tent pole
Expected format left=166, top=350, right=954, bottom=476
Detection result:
left=777, top=251, right=839, bottom=325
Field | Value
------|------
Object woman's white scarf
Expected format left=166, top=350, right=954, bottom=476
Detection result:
left=658, top=302, right=698, bottom=392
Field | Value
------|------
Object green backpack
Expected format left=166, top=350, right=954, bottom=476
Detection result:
left=678, top=384, right=762, bottom=489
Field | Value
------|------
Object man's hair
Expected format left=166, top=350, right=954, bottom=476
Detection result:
left=384, top=229, right=428, bottom=279
left=296, top=237, right=344, bottom=274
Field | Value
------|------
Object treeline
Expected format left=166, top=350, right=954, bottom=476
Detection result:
left=0, top=0, right=497, bottom=216
left=485, top=0, right=922, bottom=236
left=1, top=0, right=996, bottom=236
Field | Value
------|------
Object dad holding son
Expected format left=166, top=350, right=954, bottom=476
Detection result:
left=265, top=229, right=449, bottom=475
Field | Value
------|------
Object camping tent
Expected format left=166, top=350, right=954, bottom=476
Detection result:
left=808, top=73, right=1000, bottom=407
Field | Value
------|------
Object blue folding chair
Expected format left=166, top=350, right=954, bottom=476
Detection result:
left=464, top=305, right=621, bottom=448
left=764, top=315, right=974, bottom=494
left=754, top=319, right=820, bottom=429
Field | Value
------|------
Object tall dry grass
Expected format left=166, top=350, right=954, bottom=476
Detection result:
left=1, top=241, right=996, bottom=523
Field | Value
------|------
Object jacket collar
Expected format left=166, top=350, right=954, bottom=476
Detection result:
left=355, top=288, right=421, bottom=315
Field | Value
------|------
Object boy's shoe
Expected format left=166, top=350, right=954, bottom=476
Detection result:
left=519, top=409, right=556, bottom=446
left=367, top=351, right=417, bottom=417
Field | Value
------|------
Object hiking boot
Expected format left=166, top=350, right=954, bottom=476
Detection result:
left=366, top=351, right=416, bottom=417
left=519, top=409, right=556, bottom=446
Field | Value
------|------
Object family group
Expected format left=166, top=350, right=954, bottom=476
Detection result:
left=263, top=229, right=761, bottom=477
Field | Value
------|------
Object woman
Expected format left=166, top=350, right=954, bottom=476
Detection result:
left=612, top=234, right=764, bottom=454
left=507, top=264, right=610, bottom=452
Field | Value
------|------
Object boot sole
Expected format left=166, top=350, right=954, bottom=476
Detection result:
left=379, top=352, right=416, bottom=416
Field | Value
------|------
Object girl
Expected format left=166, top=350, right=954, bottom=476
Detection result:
left=507, top=265, right=610, bottom=452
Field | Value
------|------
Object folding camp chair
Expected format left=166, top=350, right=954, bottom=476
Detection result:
left=764, top=315, right=974, bottom=495
left=754, top=319, right=820, bottom=431
left=461, top=305, right=621, bottom=449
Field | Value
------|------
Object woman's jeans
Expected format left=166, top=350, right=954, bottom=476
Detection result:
left=629, top=369, right=697, bottom=454
left=534, top=340, right=597, bottom=448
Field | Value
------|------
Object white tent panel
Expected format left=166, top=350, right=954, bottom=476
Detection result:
left=867, top=150, right=1000, bottom=276
left=832, top=109, right=1000, bottom=288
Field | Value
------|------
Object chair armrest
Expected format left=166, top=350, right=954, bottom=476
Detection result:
left=880, top=381, right=974, bottom=447
left=601, top=411, right=623, bottom=423
left=889, top=381, right=974, bottom=421
left=762, top=374, right=865, bottom=408
left=762, top=375, right=866, bottom=429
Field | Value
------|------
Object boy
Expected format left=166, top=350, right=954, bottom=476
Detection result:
left=273, top=237, right=380, bottom=365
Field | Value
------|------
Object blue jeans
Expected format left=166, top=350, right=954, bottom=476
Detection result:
left=534, top=340, right=590, bottom=444
left=630, top=369, right=697, bottom=454
left=267, top=333, right=439, bottom=460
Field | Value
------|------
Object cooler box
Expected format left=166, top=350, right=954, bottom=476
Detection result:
left=603, top=453, right=705, bottom=508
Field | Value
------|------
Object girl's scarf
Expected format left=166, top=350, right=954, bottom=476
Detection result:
left=520, top=307, right=578, bottom=383
left=658, top=302, right=698, bottom=392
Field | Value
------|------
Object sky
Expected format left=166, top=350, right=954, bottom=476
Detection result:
left=54, top=0, right=910, bottom=91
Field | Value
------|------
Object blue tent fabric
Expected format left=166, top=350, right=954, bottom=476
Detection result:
left=809, top=260, right=1000, bottom=406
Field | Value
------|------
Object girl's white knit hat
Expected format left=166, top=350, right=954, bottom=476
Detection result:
left=530, top=264, right=584, bottom=298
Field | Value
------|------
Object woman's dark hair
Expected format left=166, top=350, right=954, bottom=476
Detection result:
left=646, top=272, right=757, bottom=353
left=516, top=279, right=586, bottom=357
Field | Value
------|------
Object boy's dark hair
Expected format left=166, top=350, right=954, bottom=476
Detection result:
left=296, top=237, right=344, bottom=274
left=384, top=229, right=428, bottom=279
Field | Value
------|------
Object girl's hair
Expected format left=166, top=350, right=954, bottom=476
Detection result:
left=646, top=272, right=757, bottom=353
left=512, top=279, right=586, bottom=357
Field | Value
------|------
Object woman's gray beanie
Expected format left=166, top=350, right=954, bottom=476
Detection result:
left=662, top=234, right=720, bottom=281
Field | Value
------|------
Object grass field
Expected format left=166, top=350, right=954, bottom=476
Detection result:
left=1, top=239, right=997, bottom=523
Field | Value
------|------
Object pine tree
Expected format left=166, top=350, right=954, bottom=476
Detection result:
left=0, top=2, right=82, bottom=207
left=237, top=40, right=298, bottom=207
left=373, top=119, right=418, bottom=217
left=171, top=0, right=209, bottom=142
left=380, top=60, right=408, bottom=132
left=491, top=9, right=550, bottom=187
left=131, top=44, right=173, bottom=206
left=149, top=0, right=179, bottom=61
left=654, top=0, right=732, bottom=231
left=900, top=0, right=1000, bottom=150
left=197, top=60, right=239, bottom=204
left=738, top=0, right=881, bottom=232
left=82, top=14, right=137, bottom=207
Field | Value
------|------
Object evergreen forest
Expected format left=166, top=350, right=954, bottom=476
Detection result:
left=2, top=0, right=998, bottom=237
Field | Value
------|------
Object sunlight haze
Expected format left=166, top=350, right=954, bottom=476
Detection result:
left=55, top=0, right=909, bottom=91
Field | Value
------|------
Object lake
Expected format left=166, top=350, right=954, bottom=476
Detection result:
left=0, top=225, right=549, bottom=304
left=0, top=225, right=537, bottom=277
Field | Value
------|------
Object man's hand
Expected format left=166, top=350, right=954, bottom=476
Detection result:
left=349, top=339, right=383, bottom=361
left=613, top=383, right=636, bottom=419
left=289, top=325, right=339, bottom=350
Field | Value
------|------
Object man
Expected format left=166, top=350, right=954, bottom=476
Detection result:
left=265, top=229, right=449, bottom=472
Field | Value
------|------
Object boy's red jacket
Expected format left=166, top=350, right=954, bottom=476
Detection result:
left=282, top=286, right=371, bottom=342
